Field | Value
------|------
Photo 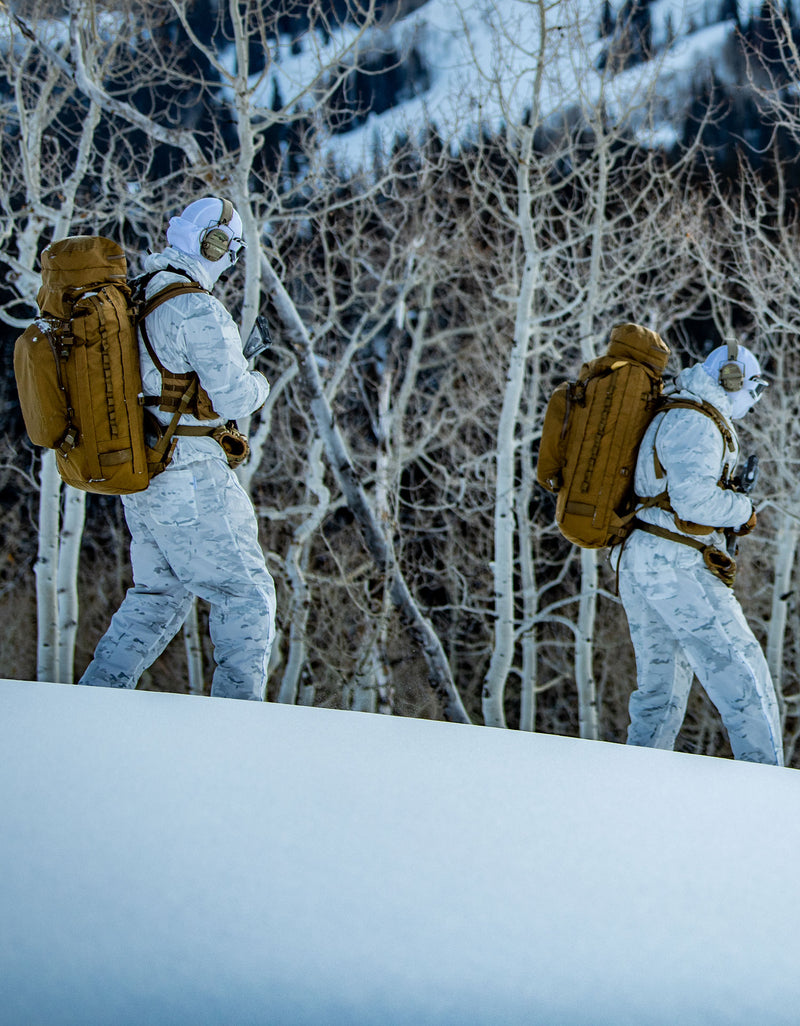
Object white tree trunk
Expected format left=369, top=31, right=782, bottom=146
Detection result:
left=478, top=0, right=551, bottom=729
left=278, top=439, right=329, bottom=705
left=35, top=451, right=61, bottom=683
left=481, top=182, right=539, bottom=729
left=517, top=415, right=539, bottom=733
left=576, top=548, right=600, bottom=740
left=570, top=106, right=612, bottom=743
left=277, top=540, right=311, bottom=706
left=348, top=636, right=394, bottom=714
left=348, top=647, right=380, bottom=714
left=298, top=674, right=316, bottom=708
left=767, top=511, right=799, bottom=714
left=369, top=368, right=395, bottom=717
left=56, top=485, right=86, bottom=683
left=183, top=598, right=205, bottom=695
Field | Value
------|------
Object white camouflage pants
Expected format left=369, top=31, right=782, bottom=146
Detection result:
left=618, top=534, right=783, bottom=766
left=80, top=459, right=276, bottom=700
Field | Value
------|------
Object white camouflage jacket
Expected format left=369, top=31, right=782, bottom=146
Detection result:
left=138, top=247, right=269, bottom=468
left=633, top=362, right=754, bottom=550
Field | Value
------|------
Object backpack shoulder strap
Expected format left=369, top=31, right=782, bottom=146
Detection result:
left=140, top=280, right=210, bottom=319
left=633, top=397, right=740, bottom=538
left=135, top=273, right=210, bottom=377
left=134, top=272, right=220, bottom=423
left=651, top=397, right=736, bottom=479
left=658, top=396, right=735, bottom=450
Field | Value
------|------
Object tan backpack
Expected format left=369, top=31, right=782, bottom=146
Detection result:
left=536, top=323, right=670, bottom=548
left=14, top=235, right=221, bottom=494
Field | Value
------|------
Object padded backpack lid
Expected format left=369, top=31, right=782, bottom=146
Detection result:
left=608, top=322, right=670, bottom=374
left=37, top=235, right=128, bottom=319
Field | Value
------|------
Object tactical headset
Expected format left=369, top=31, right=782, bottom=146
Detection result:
left=718, top=338, right=744, bottom=392
left=199, top=198, right=239, bottom=262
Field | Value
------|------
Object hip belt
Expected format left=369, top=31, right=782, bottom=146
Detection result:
left=632, top=518, right=736, bottom=587
left=148, top=420, right=250, bottom=469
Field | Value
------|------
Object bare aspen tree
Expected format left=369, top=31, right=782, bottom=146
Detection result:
left=277, top=433, right=330, bottom=706
left=261, top=249, right=472, bottom=722
left=56, top=485, right=86, bottom=683
left=442, top=0, right=569, bottom=729
left=183, top=600, right=205, bottom=695
left=233, top=33, right=501, bottom=718
left=0, top=12, right=107, bottom=681
left=728, top=1, right=800, bottom=711
left=34, top=451, right=60, bottom=682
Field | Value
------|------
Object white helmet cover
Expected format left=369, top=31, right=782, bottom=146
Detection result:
left=166, top=197, right=245, bottom=280
left=701, top=343, right=768, bottom=420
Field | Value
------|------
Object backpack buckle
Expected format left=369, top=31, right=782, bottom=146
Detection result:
left=57, top=426, right=78, bottom=455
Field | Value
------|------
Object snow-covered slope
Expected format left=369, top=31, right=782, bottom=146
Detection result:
left=255, top=0, right=767, bottom=169
left=2, top=679, right=799, bottom=1025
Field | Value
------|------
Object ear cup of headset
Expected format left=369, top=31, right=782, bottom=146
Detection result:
left=718, top=339, right=744, bottom=392
left=199, top=198, right=235, bottom=261
left=718, top=361, right=744, bottom=392
left=200, top=227, right=232, bottom=261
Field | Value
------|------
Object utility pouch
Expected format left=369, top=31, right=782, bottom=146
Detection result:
left=158, top=371, right=219, bottom=420
left=212, top=421, right=250, bottom=469
left=702, top=545, right=736, bottom=588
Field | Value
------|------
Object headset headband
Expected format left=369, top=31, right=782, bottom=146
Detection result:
left=218, top=198, right=233, bottom=227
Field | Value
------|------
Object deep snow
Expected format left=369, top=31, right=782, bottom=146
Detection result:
left=2, top=678, right=800, bottom=1025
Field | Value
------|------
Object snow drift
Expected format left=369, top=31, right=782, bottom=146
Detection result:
left=2, top=678, right=799, bottom=1025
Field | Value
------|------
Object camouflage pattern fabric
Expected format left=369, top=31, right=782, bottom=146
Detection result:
left=619, top=539, right=782, bottom=765
left=633, top=363, right=752, bottom=546
left=80, top=461, right=276, bottom=700
left=79, top=244, right=274, bottom=700
left=617, top=363, right=783, bottom=766
left=138, top=247, right=269, bottom=469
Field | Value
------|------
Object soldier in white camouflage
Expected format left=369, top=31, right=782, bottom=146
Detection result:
left=79, top=198, right=276, bottom=700
left=617, top=342, right=783, bottom=765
